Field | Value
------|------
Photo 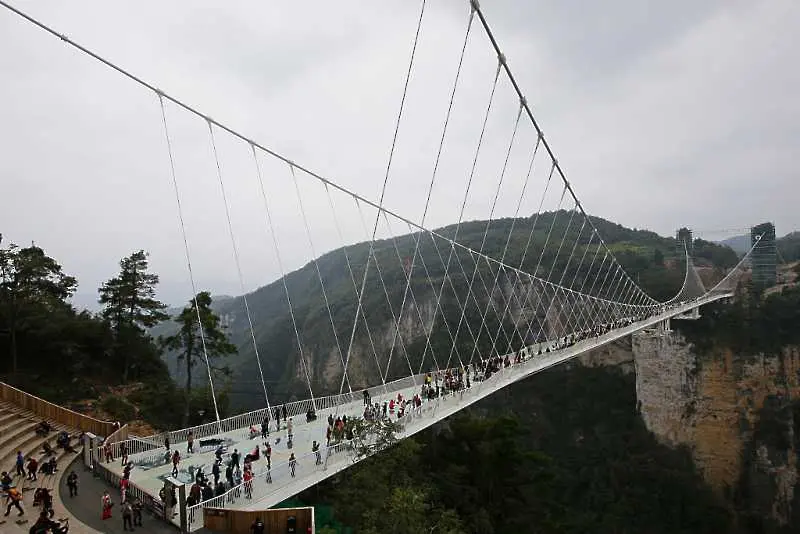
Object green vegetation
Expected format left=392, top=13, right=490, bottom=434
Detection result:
left=196, top=212, right=737, bottom=408
left=0, top=235, right=77, bottom=375
left=677, top=286, right=800, bottom=355
left=2, top=217, right=794, bottom=532
left=160, top=291, right=236, bottom=426
left=777, top=231, right=800, bottom=262
left=301, top=366, right=731, bottom=533
left=99, top=250, right=169, bottom=383
left=0, top=235, right=234, bottom=431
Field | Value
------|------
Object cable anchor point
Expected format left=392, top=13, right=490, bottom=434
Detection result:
left=470, top=0, right=480, bottom=13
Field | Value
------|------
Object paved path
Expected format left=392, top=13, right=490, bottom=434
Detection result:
left=57, top=455, right=194, bottom=533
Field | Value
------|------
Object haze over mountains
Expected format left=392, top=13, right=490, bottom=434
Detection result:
left=153, top=211, right=744, bottom=410
left=717, top=231, right=800, bottom=259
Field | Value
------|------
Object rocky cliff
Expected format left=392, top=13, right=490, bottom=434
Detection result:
left=630, top=328, right=800, bottom=528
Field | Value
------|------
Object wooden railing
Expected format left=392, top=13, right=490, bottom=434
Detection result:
left=203, top=506, right=313, bottom=534
left=0, top=381, right=117, bottom=437
left=105, top=423, right=129, bottom=445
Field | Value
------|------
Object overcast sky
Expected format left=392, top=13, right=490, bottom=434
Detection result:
left=1, top=0, right=797, bottom=310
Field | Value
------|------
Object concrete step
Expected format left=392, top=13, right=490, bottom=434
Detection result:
left=0, top=411, right=22, bottom=427
left=0, top=416, right=33, bottom=437
left=0, top=428, right=39, bottom=471
left=0, top=420, right=37, bottom=451
left=0, top=423, right=73, bottom=472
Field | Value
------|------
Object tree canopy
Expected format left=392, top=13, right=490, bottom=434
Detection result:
left=161, top=291, right=236, bottom=426
left=99, top=250, right=168, bottom=383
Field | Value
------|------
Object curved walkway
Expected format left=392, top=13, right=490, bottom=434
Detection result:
left=57, top=455, right=198, bottom=534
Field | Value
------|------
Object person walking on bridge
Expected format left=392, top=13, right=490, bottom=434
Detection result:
left=171, top=450, right=180, bottom=477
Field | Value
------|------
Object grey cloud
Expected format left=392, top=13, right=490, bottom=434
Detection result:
left=0, top=0, right=796, bottom=310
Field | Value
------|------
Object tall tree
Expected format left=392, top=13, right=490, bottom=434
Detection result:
left=0, top=235, right=77, bottom=374
left=98, top=250, right=168, bottom=383
left=160, top=291, right=235, bottom=426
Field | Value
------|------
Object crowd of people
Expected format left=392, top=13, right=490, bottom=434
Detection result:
left=1, top=421, right=79, bottom=533
left=106, top=312, right=676, bottom=528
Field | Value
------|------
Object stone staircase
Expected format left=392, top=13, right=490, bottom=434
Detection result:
left=0, top=400, right=99, bottom=533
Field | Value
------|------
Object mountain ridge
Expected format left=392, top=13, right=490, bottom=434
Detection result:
left=154, top=211, right=738, bottom=410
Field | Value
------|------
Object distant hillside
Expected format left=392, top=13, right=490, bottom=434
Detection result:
left=719, top=234, right=751, bottom=255
left=717, top=231, right=800, bottom=261
left=154, top=212, right=738, bottom=411
left=778, top=231, right=800, bottom=262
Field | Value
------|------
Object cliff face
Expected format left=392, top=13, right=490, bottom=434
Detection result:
left=631, top=329, right=800, bottom=527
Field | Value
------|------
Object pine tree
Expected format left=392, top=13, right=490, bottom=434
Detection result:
left=160, top=291, right=235, bottom=426
left=0, top=235, right=77, bottom=374
left=98, top=250, right=168, bottom=383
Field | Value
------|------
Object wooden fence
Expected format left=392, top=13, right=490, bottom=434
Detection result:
left=203, top=506, right=314, bottom=533
left=0, top=381, right=117, bottom=437
left=105, top=423, right=129, bottom=445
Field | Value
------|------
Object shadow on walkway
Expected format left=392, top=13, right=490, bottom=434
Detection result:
left=58, top=455, right=215, bottom=533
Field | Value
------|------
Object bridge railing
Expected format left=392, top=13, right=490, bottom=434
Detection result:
left=94, top=455, right=165, bottom=520
left=184, top=362, right=533, bottom=531
left=111, top=305, right=679, bottom=463
left=186, top=439, right=356, bottom=531
left=113, top=372, right=426, bottom=461
left=180, top=303, right=719, bottom=531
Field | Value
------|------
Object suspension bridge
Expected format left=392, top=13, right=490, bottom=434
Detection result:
left=0, top=0, right=760, bottom=532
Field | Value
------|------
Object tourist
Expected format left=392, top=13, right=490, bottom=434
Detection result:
left=132, top=497, right=143, bottom=527
left=101, top=490, right=113, bottom=520
left=0, top=471, right=11, bottom=491
left=312, top=441, right=321, bottom=465
left=15, top=451, right=25, bottom=477
left=263, top=442, right=272, bottom=470
left=288, top=453, right=297, bottom=478
left=120, top=475, right=129, bottom=504
left=4, top=486, right=24, bottom=517
left=122, top=500, right=133, bottom=531
left=243, top=468, right=253, bottom=499
left=187, top=430, right=194, bottom=453
left=212, top=460, right=221, bottom=485
left=250, top=517, right=265, bottom=534
left=230, top=449, right=240, bottom=472
left=171, top=450, right=180, bottom=477
left=67, top=470, right=78, bottom=497
left=26, top=456, right=38, bottom=481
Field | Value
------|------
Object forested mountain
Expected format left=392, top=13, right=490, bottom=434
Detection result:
left=3, top=219, right=797, bottom=533
left=155, top=212, right=738, bottom=410
left=299, top=364, right=732, bottom=534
